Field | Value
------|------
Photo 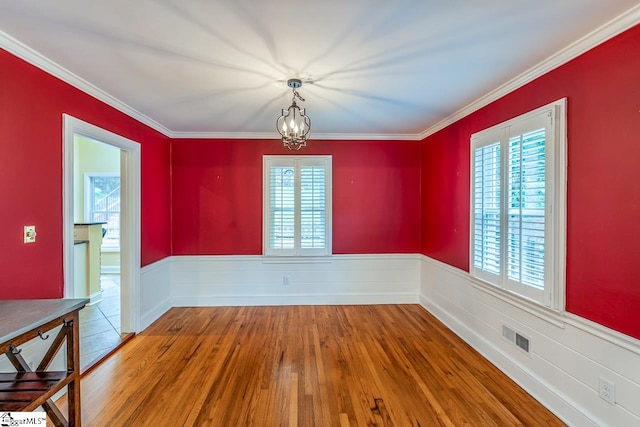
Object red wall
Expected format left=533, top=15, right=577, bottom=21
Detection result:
left=421, top=24, right=640, bottom=339
left=171, top=139, right=421, bottom=255
left=0, top=49, right=172, bottom=299
left=3, top=21, right=638, bottom=340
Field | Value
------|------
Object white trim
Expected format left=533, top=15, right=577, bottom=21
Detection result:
left=170, top=254, right=420, bottom=309
left=3, top=5, right=639, bottom=142
left=100, top=265, right=120, bottom=275
left=421, top=253, right=640, bottom=355
left=422, top=255, right=565, bottom=327
left=0, top=31, right=171, bottom=137
left=63, top=114, right=142, bottom=333
left=171, top=131, right=423, bottom=141
left=419, top=293, right=587, bottom=426
left=418, top=5, right=640, bottom=140
left=139, top=258, right=172, bottom=331
left=101, top=247, right=121, bottom=253
left=565, top=313, right=640, bottom=357
left=171, top=253, right=418, bottom=263
left=263, top=155, right=332, bottom=257
left=261, top=256, right=333, bottom=264
left=87, top=290, right=103, bottom=306
left=420, top=255, right=640, bottom=425
left=173, top=293, right=418, bottom=307
left=469, top=99, right=567, bottom=310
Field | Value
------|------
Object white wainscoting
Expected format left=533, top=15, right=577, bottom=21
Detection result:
left=419, top=255, right=640, bottom=426
left=171, top=254, right=420, bottom=307
left=139, top=257, right=172, bottom=331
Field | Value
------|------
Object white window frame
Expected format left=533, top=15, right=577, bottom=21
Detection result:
left=85, top=173, right=120, bottom=252
left=263, top=155, right=332, bottom=258
left=470, top=98, right=566, bottom=311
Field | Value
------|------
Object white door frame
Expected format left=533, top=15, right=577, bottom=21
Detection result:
left=63, top=114, right=141, bottom=333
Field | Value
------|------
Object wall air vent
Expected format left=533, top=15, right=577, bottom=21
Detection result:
left=502, top=325, right=515, bottom=341
left=501, top=323, right=531, bottom=355
left=515, top=333, right=530, bottom=353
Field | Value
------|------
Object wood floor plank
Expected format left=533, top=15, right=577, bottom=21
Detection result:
left=51, top=305, right=565, bottom=426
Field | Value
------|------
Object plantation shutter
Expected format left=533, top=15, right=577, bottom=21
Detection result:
left=269, top=165, right=296, bottom=253
left=264, top=156, right=331, bottom=257
left=471, top=109, right=555, bottom=305
left=470, top=99, right=564, bottom=309
left=472, top=139, right=502, bottom=281
left=300, top=166, right=326, bottom=250
left=507, top=128, right=546, bottom=290
left=503, top=111, right=552, bottom=303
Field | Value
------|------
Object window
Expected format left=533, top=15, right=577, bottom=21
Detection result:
left=86, top=174, right=120, bottom=250
left=263, top=156, right=332, bottom=257
left=471, top=99, right=566, bottom=309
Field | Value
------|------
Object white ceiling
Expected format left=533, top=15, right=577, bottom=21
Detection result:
left=1, top=0, right=639, bottom=139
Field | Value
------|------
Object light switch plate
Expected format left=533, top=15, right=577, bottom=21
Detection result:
left=24, top=225, right=36, bottom=243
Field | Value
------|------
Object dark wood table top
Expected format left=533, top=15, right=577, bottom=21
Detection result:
left=0, top=299, right=89, bottom=345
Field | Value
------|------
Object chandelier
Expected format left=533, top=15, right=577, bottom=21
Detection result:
left=276, top=79, right=311, bottom=151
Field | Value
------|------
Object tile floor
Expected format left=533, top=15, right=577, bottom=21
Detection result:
left=79, top=275, right=124, bottom=371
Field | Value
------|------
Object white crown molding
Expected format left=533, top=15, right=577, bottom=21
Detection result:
left=170, top=253, right=420, bottom=262
left=0, top=30, right=172, bottom=137
left=167, top=131, right=421, bottom=141
left=417, top=3, right=640, bottom=140
left=2, top=3, right=639, bottom=142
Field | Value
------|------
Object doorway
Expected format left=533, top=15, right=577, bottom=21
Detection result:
left=63, top=115, right=141, bottom=371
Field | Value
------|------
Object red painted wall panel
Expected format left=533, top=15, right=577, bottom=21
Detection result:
left=421, top=24, right=640, bottom=339
left=171, top=139, right=421, bottom=255
left=0, top=49, right=171, bottom=299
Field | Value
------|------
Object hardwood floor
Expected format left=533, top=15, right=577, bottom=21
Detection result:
left=58, top=305, right=565, bottom=426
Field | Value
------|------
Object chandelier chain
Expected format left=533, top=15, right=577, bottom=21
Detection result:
left=292, top=89, right=305, bottom=103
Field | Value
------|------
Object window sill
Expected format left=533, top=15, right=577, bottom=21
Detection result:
left=261, top=256, right=333, bottom=264
left=470, top=276, right=566, bottom=328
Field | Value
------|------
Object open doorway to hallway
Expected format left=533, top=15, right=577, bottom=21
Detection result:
left=73, top=134, right=128, bottom=370
left=64, top=115, right=142, bottom=374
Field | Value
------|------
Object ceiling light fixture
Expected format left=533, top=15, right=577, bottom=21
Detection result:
left=276, top=79, right=311, bottom=151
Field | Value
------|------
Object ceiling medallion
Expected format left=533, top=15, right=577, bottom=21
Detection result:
left=276, top=79, right=311, bottom=151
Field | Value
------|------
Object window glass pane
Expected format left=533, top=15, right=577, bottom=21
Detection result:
left=90, top=176, right=120, bottom=249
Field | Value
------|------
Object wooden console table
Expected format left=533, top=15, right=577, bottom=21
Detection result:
left=0, top=299, right=88, bottom=427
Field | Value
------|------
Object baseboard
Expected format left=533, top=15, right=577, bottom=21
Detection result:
left=139, top=298, right=172, bottom=331
left=419, top=294, right=589, bottom=426
left=101, top=266, right=120, bottom=274
left=419, top=255, right=640, bottom=426
left=87, top=290, right=103, bottom=305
